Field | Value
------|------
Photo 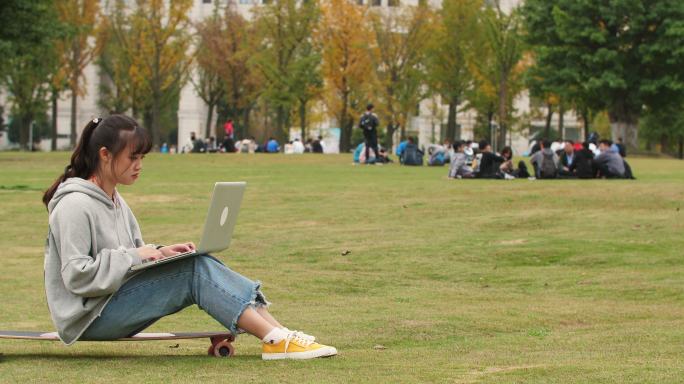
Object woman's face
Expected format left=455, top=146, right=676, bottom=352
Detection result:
left=112, top=145, right=144, bottom=185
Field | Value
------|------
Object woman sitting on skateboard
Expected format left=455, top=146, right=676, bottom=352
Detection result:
left=42, top=115, right=336, bottom=360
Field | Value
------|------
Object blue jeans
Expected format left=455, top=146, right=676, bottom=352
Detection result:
left=81, top=255, right=267, bottom=340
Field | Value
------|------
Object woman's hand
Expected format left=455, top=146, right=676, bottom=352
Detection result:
left=159, top=242, right=196, bottom=257
left=137, top=246, right=164, bottom=261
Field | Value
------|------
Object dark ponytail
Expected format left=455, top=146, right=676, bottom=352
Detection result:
left=42, top=115, right=152, bottom=208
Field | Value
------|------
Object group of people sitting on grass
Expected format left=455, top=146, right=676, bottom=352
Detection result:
left=445, top=138, right=635, bottom=180
left=178, top=132, right=329, bottom=155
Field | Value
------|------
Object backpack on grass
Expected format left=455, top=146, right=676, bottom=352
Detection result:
left=540, top=151, right=558, bottom=179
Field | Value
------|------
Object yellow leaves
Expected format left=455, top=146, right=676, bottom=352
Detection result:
left=111, top=0, right=193, bottom=103
left=54, top=0, right=102, bottom=96
left=318, top=0, right=374, bottom=119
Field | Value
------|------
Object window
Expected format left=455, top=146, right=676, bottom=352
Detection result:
left=357, top=0, right=364, bottom=4
left=371, top=0, right=381, bottom=6
left=388, top=0, right=400, bottom=6
left=202, top=0, right=211, bottom=4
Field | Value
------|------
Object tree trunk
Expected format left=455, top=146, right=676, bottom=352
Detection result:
left=70, top=88, right=78, bottom=148
left=608, top=111, right=638, bottom=151
left=299, top=99, right=307, bottom=141
left=339, top=113, right=351, bottom=153
left=386, top=123, right=396, bottom=150
left=558, top=103, right=565, bottom=140
left=660, top=134, right=669, bottom=154
left=487, top=110, right=494, bottom=142
left=51, top=91, right=58, bottom=151
left=20, top=114, right=31, bottom=150
left=151, top=97, right=161, bottom=148
left=205, top=103, right=215, bottom=140
left=446, top=99, right=457, bottom=142
left=339, top=94, right=351, bottom=153
left=497, top=79, right=508, bottom=151
left=143, top=110, right=154, bottom=145
left=69, top=42, right=81, bottom=148
left=544, top=103, right=553, bottom=139
left=581, top=108, right=590, bottom=141
left=275, top=105, right=287, bottom=144
left=242, top=105, right=252, bottom=139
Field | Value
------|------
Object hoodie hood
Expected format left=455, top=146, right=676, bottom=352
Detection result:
left=48, top=178, right=115, bottom=214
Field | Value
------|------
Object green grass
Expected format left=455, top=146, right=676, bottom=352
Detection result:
left=0, top=152, right=682, bottom=383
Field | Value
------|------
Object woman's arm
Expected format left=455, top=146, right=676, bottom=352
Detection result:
left=51, top=204, right=149, bottom=298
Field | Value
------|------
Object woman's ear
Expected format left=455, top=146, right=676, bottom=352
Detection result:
left=98, top=147, right=111, bottom=164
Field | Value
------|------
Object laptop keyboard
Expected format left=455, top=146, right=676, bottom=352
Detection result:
left=138, top=251, right=197, bottom=266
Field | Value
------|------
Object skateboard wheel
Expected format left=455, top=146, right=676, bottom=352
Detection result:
left=212, top=340, right=235, bottom=357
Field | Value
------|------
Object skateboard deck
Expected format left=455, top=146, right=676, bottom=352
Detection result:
left=0, top=331, right=236, bottom=357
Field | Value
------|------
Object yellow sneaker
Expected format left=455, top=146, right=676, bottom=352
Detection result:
left=262, top=332, right=337, bottom=360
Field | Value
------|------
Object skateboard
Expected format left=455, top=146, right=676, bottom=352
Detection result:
left=0, top=331, right=236, bottom=357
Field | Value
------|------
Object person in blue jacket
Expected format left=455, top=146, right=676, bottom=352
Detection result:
left=266, top=137, right=280, bottom=153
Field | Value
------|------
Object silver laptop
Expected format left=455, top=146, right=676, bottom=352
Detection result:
left=131, top=182, right=246, bottom=271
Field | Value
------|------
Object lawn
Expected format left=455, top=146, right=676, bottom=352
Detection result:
left=0, top=152, right=682, bottom=383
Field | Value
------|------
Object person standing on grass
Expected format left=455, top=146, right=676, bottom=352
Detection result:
left=223, top=119, right=234, bottom=139
left=42, top=115, right=337, bottom=360
left=359, top=103, right=380, bottom=164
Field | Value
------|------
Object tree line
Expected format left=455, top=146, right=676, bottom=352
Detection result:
left=1, top=0, right=683, bottom=157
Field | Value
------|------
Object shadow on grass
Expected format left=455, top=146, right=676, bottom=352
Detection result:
left=0, top=352, right=260, bottom=362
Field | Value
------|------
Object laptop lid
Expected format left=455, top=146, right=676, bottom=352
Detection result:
left=196, top=182, right=246, bottom=254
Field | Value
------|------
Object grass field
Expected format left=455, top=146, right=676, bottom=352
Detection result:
left=0, top=152, right=682, bottom=383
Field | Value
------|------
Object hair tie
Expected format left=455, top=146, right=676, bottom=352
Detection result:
left=92, top=118, right=100, bottom=125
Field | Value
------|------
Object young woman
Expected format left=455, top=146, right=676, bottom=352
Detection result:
left=42, top=115, right=336, bottom=360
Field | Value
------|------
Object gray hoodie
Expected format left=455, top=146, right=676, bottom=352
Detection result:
left=45, top=178, right=149, bottom=345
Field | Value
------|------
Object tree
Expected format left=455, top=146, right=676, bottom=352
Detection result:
left=521, top=0, right=684, bottom=151
left=48, top=61, right=69, bottom=151
left=194, top=4, right=261, bottom=141
left=0, top=1, right=63, bottom=150
left=55, top=0, right=102, bottom=147
left=195, top=9, right=227, bottom=139
left=479, top=4, right=526, bottom=150
left=109, top=0, right=194, bottom=147
left=369, top=5, right=431, bottom=149
left=252, top=0, right=320, bottom=143
left=641, top=104, right=684, bottom=159
left=291, top=37, right=322, bottom=142
left=317, top=0, right=373, bottom=152
left=425, top=0, right=480, bottom=142
left=96, top=20, right=137, bottom=115
left=467, top=25, right=498, bottom=142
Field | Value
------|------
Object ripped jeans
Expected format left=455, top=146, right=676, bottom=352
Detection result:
left=81, top=255, right=268, bottom=340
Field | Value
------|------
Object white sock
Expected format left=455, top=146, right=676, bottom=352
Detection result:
left=262, top=327, right=288, bottom=344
